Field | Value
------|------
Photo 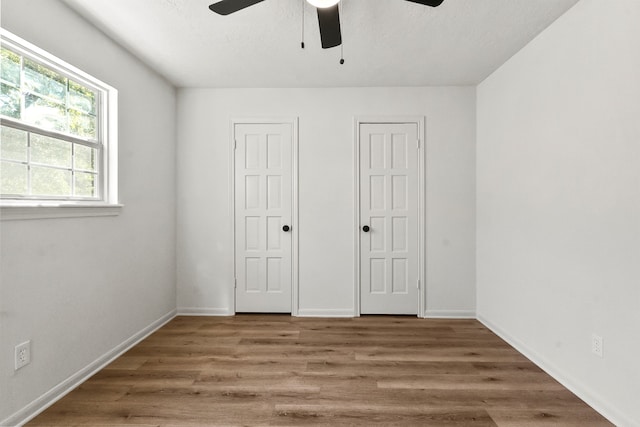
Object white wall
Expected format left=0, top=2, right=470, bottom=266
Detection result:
left=177, top=87, right=476, bottom=317
left=0, top=0, right=177, bottom=423
left=477, top=0, right=640, bottom=425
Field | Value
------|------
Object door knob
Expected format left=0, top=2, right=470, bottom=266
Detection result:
left=282, top=225, right=290, bottom=232
left=362, top=225, right=370, bottom=232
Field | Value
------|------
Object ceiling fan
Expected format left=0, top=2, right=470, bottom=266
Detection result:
left=208, top=0, right=445, bottom=49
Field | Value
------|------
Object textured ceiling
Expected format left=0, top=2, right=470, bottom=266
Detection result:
left=60, top=0, right=580, bottom=88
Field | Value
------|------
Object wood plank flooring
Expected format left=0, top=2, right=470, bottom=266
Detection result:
left=28, top=315, right=612, bottom=426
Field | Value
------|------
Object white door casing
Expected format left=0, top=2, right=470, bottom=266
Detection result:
left=234, top=121, right=295, bottom=313
left=357, top=120, right=423, bottom=315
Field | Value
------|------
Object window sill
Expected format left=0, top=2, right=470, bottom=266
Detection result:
left=0, top=204, right=123, bottom=221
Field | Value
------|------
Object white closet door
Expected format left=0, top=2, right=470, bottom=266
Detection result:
left=360, top=123, right=419, bottom=315
left=235, top=123, right=292, bottom=312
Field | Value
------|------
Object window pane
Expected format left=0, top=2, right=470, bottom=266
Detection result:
left=75, top=171, right=97, bottom=197
left=0, top=83, right=21, bottom=119
left=68, top=109, right=96, bottom=139
left=31, top=134, right=72, bottom=168
left=31, top=165, right=71, bottom=196
left=0, top=161, right=28, bottom=195
left=1, top=47, right=21, bottom=86
left=69, top=80, right=96, bottom=115
left=1, top=33, right=109, bottom=202
left=24, top=93, right=66, bottom=133
left=74, top=144, right=97, bottom=171
left=0, top=126, right=28, bottom=162
left=24, top=58, right=66, bottom=103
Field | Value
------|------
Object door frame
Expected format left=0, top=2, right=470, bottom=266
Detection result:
left=354, top=116, right=426, bottom=318
left=230, top=117, right=299, bottom=315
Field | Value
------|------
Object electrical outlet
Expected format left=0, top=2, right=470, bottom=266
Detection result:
left=15, top=341, right=31, bottom=370
left=591, top=334, right=603, bottom=358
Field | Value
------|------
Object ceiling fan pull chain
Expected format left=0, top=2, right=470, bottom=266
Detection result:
left=339, top=1, right=344, bottom=64
left=301, top=0, right=305, bottom=49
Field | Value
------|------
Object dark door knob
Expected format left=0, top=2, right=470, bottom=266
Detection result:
left=282, top=225, right=290, bottom=232
left=362, top=225, right=370, bottom=232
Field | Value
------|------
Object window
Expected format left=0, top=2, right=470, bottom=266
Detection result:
left=1, top=29, right=118, bottom=216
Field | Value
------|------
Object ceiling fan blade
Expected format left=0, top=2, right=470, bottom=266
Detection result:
left=404, top=0, right=444, bottom=7
left=317, top=4, right=342, bottom=49
left=209, top=0, right=266, bottom=15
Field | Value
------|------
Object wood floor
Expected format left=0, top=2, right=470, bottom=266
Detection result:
left=28, top=315, right=611, bottom=426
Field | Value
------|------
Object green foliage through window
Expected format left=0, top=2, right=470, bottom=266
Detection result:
left=0, top=33, right=109, bottom=202
left=1, top=46, right=98, bottom=141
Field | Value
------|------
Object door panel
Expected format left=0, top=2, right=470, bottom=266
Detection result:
left=360, top=123, right=419, bottom=315
left=235, top=123, right=292, bottom=312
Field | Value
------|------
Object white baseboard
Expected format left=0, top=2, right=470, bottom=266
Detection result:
left=177, top=307, right=234, bottom=316
left=177, top=307, right=357, bottom=317
left=1, top=309, right=177, bottom=427
left=424, top=309, right=476, bottom=319
left=477, top=314, right=632, bottom=427
left=296, top=308, right=355, bottom=317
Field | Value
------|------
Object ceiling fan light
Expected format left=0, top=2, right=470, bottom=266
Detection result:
left=306, top=0, right=340, bottom=8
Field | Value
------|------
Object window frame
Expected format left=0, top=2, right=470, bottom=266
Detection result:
left=0, top=29, right=120, bottom=219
